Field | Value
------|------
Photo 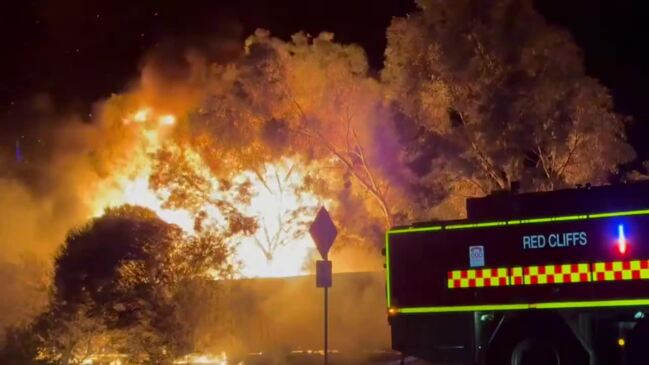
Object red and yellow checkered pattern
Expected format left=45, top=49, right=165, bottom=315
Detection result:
left=592, top=260, right=649, bottom=282
left=447, top=267, right=509, bottom=288
left=510, top=267, right=524, bottom=285
left=522, top=263, right=590, bottom=285
left=448, top=259, right=649, bottom=289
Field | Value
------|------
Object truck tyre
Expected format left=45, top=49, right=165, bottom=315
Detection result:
left=487, top=335, right=575, bottom=365
left=510, top=338, right=560, bottom=365
left=484, top=313, right=589, bottom=365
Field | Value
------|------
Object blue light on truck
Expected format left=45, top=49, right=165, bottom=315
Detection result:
left=385, top=209, right=649, bottom=315
left=618, top=224, right=627, bottom=254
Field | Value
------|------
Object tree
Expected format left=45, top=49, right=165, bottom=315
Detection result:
left=149, top=145, right=258, bottom=238
left=38, top=205, right=233, bottom=364
left=149, top=145, right=314, bottom=262
left=244, top=161, right=317, bottom=261
left=184, top=29, right=441, bottom=247
left=53, top=205, right=184, bottom=305
left=0, top=325, right=42, bottom=365
left=383, top=0, right=634, bottom=217
left=33, top=302, right=115, bottom=365
left=237, top=30, right=413, bottom=228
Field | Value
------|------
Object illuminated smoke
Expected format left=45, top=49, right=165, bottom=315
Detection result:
left=0, top=31, right=392, bottom=348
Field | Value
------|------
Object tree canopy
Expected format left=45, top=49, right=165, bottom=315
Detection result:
left=29, top=205, right=233, bottom=364
left=2, top=2, right=641, bottom=361
left=383, top=0, right=634, bottom=217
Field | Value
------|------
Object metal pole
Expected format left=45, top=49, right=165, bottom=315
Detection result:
left=324, top=285, right=329, bottom=365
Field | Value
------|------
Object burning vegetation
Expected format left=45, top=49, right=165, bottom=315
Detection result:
left=0, top=0, right=641, bottom=363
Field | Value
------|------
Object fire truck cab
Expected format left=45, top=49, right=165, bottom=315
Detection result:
left=386, top=182, right=649, bottom=365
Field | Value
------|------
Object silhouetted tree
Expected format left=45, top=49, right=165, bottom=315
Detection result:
left=34, top=205, right=233, bottom=364
left=0, top=325, right=41, bottom=365
left=383, top=0, right=634, bottom=217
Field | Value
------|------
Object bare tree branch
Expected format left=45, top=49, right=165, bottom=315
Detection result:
left=291, top=106, right=394, bottom=228
left=556, top=133, right=582, bottom=178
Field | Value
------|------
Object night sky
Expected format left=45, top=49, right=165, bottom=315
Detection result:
left=1, top=0, right=648, bottom=162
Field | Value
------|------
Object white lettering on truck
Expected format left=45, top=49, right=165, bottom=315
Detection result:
left=522, top=232, right=587, bottom=250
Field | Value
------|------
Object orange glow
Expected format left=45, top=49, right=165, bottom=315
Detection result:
left=158, top=114, right=176, bottom=126
left=133, top=107, right=151, bottom=122
left=173, top=353, right=235, bottom=365
left=91, top=106, right=322, bottom=278
left=234, top=161, right=319, bottom=277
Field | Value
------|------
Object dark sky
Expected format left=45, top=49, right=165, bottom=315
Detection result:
left=1, top=0, right=648, bottom=161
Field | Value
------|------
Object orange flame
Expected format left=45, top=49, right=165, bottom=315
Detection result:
left=91, top=107, right=320, bottom=278
left=158, top=114, right=176, bottom=126
left=133, top=107, right=151, bottom=123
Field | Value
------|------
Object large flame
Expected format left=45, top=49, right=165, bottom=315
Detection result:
left=234, top=161, right=319, bottom=277
left=91, top=107, right=319, bottom=278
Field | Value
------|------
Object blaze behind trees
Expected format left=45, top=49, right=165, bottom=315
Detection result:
left=0, top=0, right=638, bottom=362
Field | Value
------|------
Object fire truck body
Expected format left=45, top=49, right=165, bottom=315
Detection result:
left=386, top=182, right=649, bottom=365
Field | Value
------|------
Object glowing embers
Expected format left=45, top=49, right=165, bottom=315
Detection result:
left=447, top=267, right=509, bottom=288
left=521, top=263, right=591, bottom=285
left=592, top=260, right=649, bottom=282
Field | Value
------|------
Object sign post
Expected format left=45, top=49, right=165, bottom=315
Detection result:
left=309, top=207, right=337, bottom=365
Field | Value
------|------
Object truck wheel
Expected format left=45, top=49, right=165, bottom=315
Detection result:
left=484, top=313, right=589, bottom=365
left=510, top=338, right=560, bottom=365
left=487, top=333, right=582, bottom=365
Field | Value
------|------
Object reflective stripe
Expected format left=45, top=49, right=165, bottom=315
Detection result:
left=394, top=299, right=649, bottom=314
left=521, top=263, right=591, bottom=286
left=510, top=267, right=524, bottom=285
left=592, top=260, right=649, bottom=282
left=388, top=209, right=649, bottom=235
left=447, top=268, right=509, bottom=288
left=449, top=259, right=649, bottom=289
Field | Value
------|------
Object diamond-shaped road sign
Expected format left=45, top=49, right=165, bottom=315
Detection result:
left=309, top=207, right=337, bottom=260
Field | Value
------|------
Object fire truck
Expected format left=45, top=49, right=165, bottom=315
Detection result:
left=385, top=182, right=649, bottom=365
